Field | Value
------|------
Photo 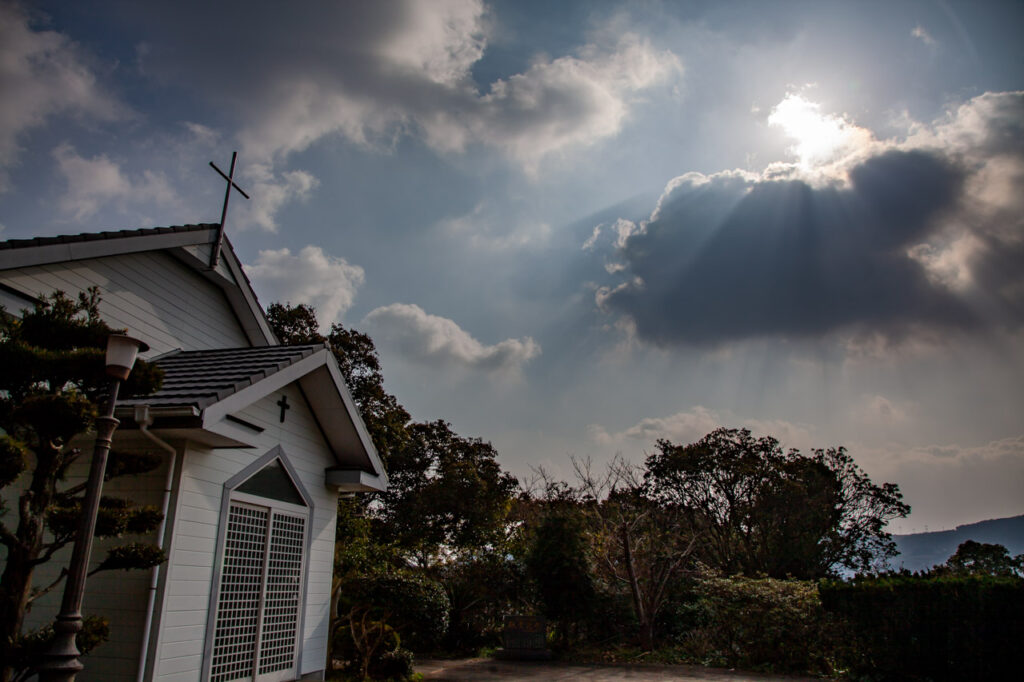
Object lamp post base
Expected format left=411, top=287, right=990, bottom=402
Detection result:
left=36, top=614, right=84, bottom=682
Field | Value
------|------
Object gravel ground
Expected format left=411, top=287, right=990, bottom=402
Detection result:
left=416, top=658, right=821, bottom=681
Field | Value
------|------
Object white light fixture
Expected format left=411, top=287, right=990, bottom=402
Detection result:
left=105, top=334, right=149, bottom=380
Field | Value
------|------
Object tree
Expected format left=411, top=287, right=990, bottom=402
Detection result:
left=0, top=290, right=165, bottom=681
left=942, top=540, right=1024, bottom=577
left=645, top=428, right=909, bottom=578
left=376, top=420, right=519, bottom=565
left=327, top=323, right=411, bottom=467
left=268, top=303, right=518, bottom=565
left=809, top=445, right=910, bottom=574
left=575, top=458, right=697, bottom=650
left=527, top=457, right=698, bottom=650
left=269, top=301, right=521, bottom=662
left=265, top=301, right=323, bottom=345
left=526, top=511, right=595, bottom=646
left=435, top=551, right=529, bottom=653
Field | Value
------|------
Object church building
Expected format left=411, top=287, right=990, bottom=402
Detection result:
left=0, top=224, right=388, bottom=682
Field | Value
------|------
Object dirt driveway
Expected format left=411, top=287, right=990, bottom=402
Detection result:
left=416, top=658, right=820, bottom=681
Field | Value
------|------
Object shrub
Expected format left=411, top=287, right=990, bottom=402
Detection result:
left=683, top=572, right=837, bottom=674
left=820, top=572, right=1024, bottom=681
left=338, top=573, right=450, bottom=653
left=370, top=647, right=415, bottom=680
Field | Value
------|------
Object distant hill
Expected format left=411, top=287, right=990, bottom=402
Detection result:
left=892, top=514, right=1024, bottom=572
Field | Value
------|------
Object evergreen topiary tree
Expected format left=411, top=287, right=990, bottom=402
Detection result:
left=0, top=289, right=165, bottom=682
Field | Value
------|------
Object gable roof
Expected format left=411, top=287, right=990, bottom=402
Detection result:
left=118, top=343, right=388, bottom=492
left=0, top=224, right=276, bottom=347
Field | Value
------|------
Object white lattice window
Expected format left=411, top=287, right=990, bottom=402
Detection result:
left=208, top=457, right=310, bottom=682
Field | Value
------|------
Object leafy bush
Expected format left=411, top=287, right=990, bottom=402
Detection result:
left=338, top=573, right=450, bottom=653
left=820, top=572, right=1024, bottom=681
left=370, top=647, right=415, bottom=680
left=682, top=572, right=837, bottom=674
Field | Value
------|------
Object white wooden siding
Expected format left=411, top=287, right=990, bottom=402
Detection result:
left=153, top=383, right=339, bottom=681
left=0, top=250, right=249, bottom=353
left=180, top=243, right=236, bottom=282
left=14, top=446, right=176, bottom=682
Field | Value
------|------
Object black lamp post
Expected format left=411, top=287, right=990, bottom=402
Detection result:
left=37, top=334, right=148, bottom=682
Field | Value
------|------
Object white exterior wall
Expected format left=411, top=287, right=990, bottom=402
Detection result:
left=82, top=450, right=178, bottom=681
left=153, top=384, right=340, bottom=681
left=0, top=250, right=249, bottom=354
left=15, top=445, right=175, bottom=682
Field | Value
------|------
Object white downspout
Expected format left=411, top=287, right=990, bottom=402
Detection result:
left=134, top=405, right=178, bottom=682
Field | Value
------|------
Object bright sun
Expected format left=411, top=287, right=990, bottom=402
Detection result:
left=768, top=94, right=867, bottom=168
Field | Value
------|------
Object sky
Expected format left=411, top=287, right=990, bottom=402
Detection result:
left=2, top=0, right=1022, bottom=534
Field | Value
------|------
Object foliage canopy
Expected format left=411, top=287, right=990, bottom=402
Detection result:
left=645, top=427, right=909, bottom=578
left=940, top=540, right=1024, bottom=577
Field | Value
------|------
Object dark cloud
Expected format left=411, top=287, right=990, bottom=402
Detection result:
left=98, top=0, right=679, bottom=168
left=601, top=145, right=1015, bottom=346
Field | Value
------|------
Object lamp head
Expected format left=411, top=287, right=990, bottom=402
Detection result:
left=105, top=334, right=149, bottom=381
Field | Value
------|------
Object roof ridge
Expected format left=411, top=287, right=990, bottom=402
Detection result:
left=0, top=224, right=219, bottom=250
left=155, top=342, right=326, bottom=358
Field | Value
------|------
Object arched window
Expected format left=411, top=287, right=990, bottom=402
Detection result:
left=203, top=447, right=313, bottom=682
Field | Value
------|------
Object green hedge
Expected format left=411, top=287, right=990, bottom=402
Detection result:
left=819, top=573, right=1024, bottom=681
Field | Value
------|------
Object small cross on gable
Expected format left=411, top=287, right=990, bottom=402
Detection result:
left=277, top=394, right=290, bottom=423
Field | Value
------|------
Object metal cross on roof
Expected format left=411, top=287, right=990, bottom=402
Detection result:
left=208, top=151, right=250, bottom=268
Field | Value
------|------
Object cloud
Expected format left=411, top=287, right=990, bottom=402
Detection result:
left=47, top=123, right=309, bottom=231
left=127, top=2, right=679, bottom=172
left=767, top=93, right=877, bottom=174
left=245, top=245, right=364, bottom=325
left=456, top=34, right=682, bottom=171
left=588, top=405, right=814, bottom=451
left=856, top=435, right=1024, bottom=533
left=581, top=225, right=603, bottom=251
left=853, top=394, right=913, bottom=428
left=911, top=25, right=936, bottom=46
left=363, top=302, right=540, bottom=373
left=440, top=202, right=551, bottom=251
left=598, top=91, right=1024, bottom=347
left=234, top=163, right=319, bottom=232
left=374, top=0, right=487, bottom=86
left=53, top=144, right=176, bottom=220
left=0, top=1, right=123, bottom=191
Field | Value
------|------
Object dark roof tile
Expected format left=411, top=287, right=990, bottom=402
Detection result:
left=120, top=343, right=326, bottom=410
